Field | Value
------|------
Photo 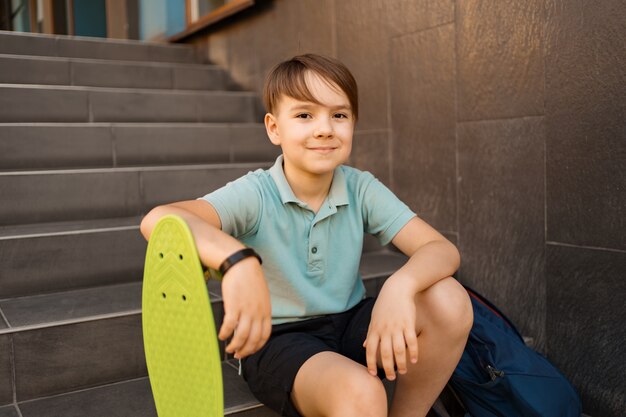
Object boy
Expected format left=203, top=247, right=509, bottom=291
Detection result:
left=140, top=54, right=472, bottom=417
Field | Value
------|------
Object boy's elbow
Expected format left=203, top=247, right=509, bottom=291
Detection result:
left=140, top=206, right=167, bottom=241
left=444, top=239, right=461, bottom=274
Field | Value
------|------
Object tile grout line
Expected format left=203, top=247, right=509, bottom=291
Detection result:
left=453, top=1, right=462, bottom=265
left=0, top=307, right=11, bottom=328
left=9, top=335, right=24, bottom=417
left=546, top=241, right=626, bottom=254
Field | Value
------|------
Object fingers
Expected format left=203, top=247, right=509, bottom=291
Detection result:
left=218, top=311, right=238, bottom=341
left=220, top=314, right=272, bottom=359
left=392, top=332, right=407, bottom=376
left=379, top=337, right=396, bottom=380
left=226, top=316, right=251, bottom=358
left=364, top=330, right=419, bottom=381
left=364, top=334, right=379, bottom=377
left=404, top=328, right=419, bottom=365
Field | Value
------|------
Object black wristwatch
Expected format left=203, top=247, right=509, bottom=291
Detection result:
left=219, top=248, right=262, bottom=277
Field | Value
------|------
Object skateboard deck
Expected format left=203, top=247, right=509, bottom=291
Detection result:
left=142, top=215, right=223, bottom=417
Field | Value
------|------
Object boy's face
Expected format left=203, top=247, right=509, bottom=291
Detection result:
left=265, top=71, right=355, bottom=181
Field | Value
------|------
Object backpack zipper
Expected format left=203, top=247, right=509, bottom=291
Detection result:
left=486, top=364, right=505, bottom=381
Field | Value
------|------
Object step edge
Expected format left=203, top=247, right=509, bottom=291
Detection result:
left=0, top=224, right=140, bottom=241
left=0, top=122, right=264, bottom=127
left=0, top=161, right=269, bottom=176
left=0, top=30, right=194, bottom=50
left=0, top=308, right=142, bottom=336
left=13, top=372, right=266, bottom=415
left=0, top=83, right=255, bottom=95
left=0, top=52, right=219, bottom=69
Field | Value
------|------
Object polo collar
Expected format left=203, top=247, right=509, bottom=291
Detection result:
left=269, top=155, right=349, bottom=208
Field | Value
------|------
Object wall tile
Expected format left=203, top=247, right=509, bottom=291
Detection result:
left=544, top=0, right=626, bottom=250
left=294, top=0, right=336, bottom=56
left=14, top=316, right=146, bottom=401
left=336, top=0, right=389, bottom=130
left=223, top=20, right=263, bottom=92
left=456, top=0, right=545, bottom=121
left=253, top=0, right=303, bottom=87
left=351, top=130, right=390, bottom=186
left=385, top=0, right=454, bottom=36
left=390, top=25, right=456, bottom=231
left=458, top=118, right=546, bottom=349
left=546, top=244, right=626, bottom=417
left=206, top=31, right=230, bottom=70
left=0, top=336, right=12, bottom=406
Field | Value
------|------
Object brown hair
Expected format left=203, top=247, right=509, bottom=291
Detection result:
left=263, top=54, right=359, bottom=120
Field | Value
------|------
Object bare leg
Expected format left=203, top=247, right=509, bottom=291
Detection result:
left=389, top=277, right=473, bottom=417
left=291, top=351, right=388, bottom=417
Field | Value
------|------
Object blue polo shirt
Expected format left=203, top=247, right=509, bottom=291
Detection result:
left=201, top=155, right=415, bottom=324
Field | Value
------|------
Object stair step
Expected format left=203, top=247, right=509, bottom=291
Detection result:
left=0, top=123, right=276, bottom=170
left=0, top=251, right=404, bottom=405
left=0, top=54, right=228, bottom=90
left=0, top=163, right=267, bottom=227
left=0, top=219, right=393, bottom=300
left=14, top=365, right=279, bottom=417
left=0, top=217, right=144, bottom=298
left=0, top=84, right=260, bottom=123
left=0, top=31, right=196, bottom=63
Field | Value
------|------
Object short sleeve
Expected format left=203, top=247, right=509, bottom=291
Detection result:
left=360, top=174, right=416, bottom=246
left=198, top=172, right=262, bottom=239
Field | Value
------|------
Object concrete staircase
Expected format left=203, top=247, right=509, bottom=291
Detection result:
left=0, top=31, right=409, bottom=417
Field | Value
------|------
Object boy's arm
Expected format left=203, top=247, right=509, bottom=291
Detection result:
left=140, top=200, right=272, bottom=359
left=364, top=216, right=460, bottom=380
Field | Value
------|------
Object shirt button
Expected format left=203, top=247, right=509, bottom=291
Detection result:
left=311, top=247, right=318, bottom=254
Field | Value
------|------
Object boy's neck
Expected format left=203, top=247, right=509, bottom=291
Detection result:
left=283, top=163, right=334, bottom=213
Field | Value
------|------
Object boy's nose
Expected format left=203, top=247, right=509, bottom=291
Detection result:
left=314, top=118, right=333, bottom=138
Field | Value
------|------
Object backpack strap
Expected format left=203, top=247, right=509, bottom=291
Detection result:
left=463, top=285, right=525, bottom=343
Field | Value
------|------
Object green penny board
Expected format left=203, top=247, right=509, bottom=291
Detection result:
left=142, top=215, right=223, bottom=417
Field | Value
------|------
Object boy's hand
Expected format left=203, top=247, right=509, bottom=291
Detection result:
left=363, top=277, right=419, bottom=380
left=218, top=257, right=272, bottom=359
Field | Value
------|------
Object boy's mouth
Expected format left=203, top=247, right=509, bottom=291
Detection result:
left=308, top=146, right=337, bottom=155
left=308, top=146, right=337, bottom=154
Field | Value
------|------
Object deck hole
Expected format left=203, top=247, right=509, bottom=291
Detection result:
left=179, top=254, right=184, bottom=260
left=159, top=253, right=164, bottom=259
left=182, top=295, right=187, bottom=301
left=162, top=293, right=167, bottom=299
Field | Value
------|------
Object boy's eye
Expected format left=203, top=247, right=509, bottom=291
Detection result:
left=296, top=113, right=312, bottom=119
left=334, top=113, right=349, bottom=119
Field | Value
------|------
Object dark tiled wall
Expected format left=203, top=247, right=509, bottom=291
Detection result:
left=195, top=0, right=625, bottom=415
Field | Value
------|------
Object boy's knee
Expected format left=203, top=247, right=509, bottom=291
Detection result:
left=425, top=277, right=473, bottom=340
left=331, top=374, right=387, bottom=417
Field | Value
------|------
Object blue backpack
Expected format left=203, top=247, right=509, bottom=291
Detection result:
left=448, top=286, right=582, bottom=417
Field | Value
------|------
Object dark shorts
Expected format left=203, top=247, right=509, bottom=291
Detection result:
left=241, top=297, right=380, bottom=417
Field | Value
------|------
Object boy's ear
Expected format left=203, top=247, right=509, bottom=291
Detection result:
left=264, top=113, right=281, bottom=146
